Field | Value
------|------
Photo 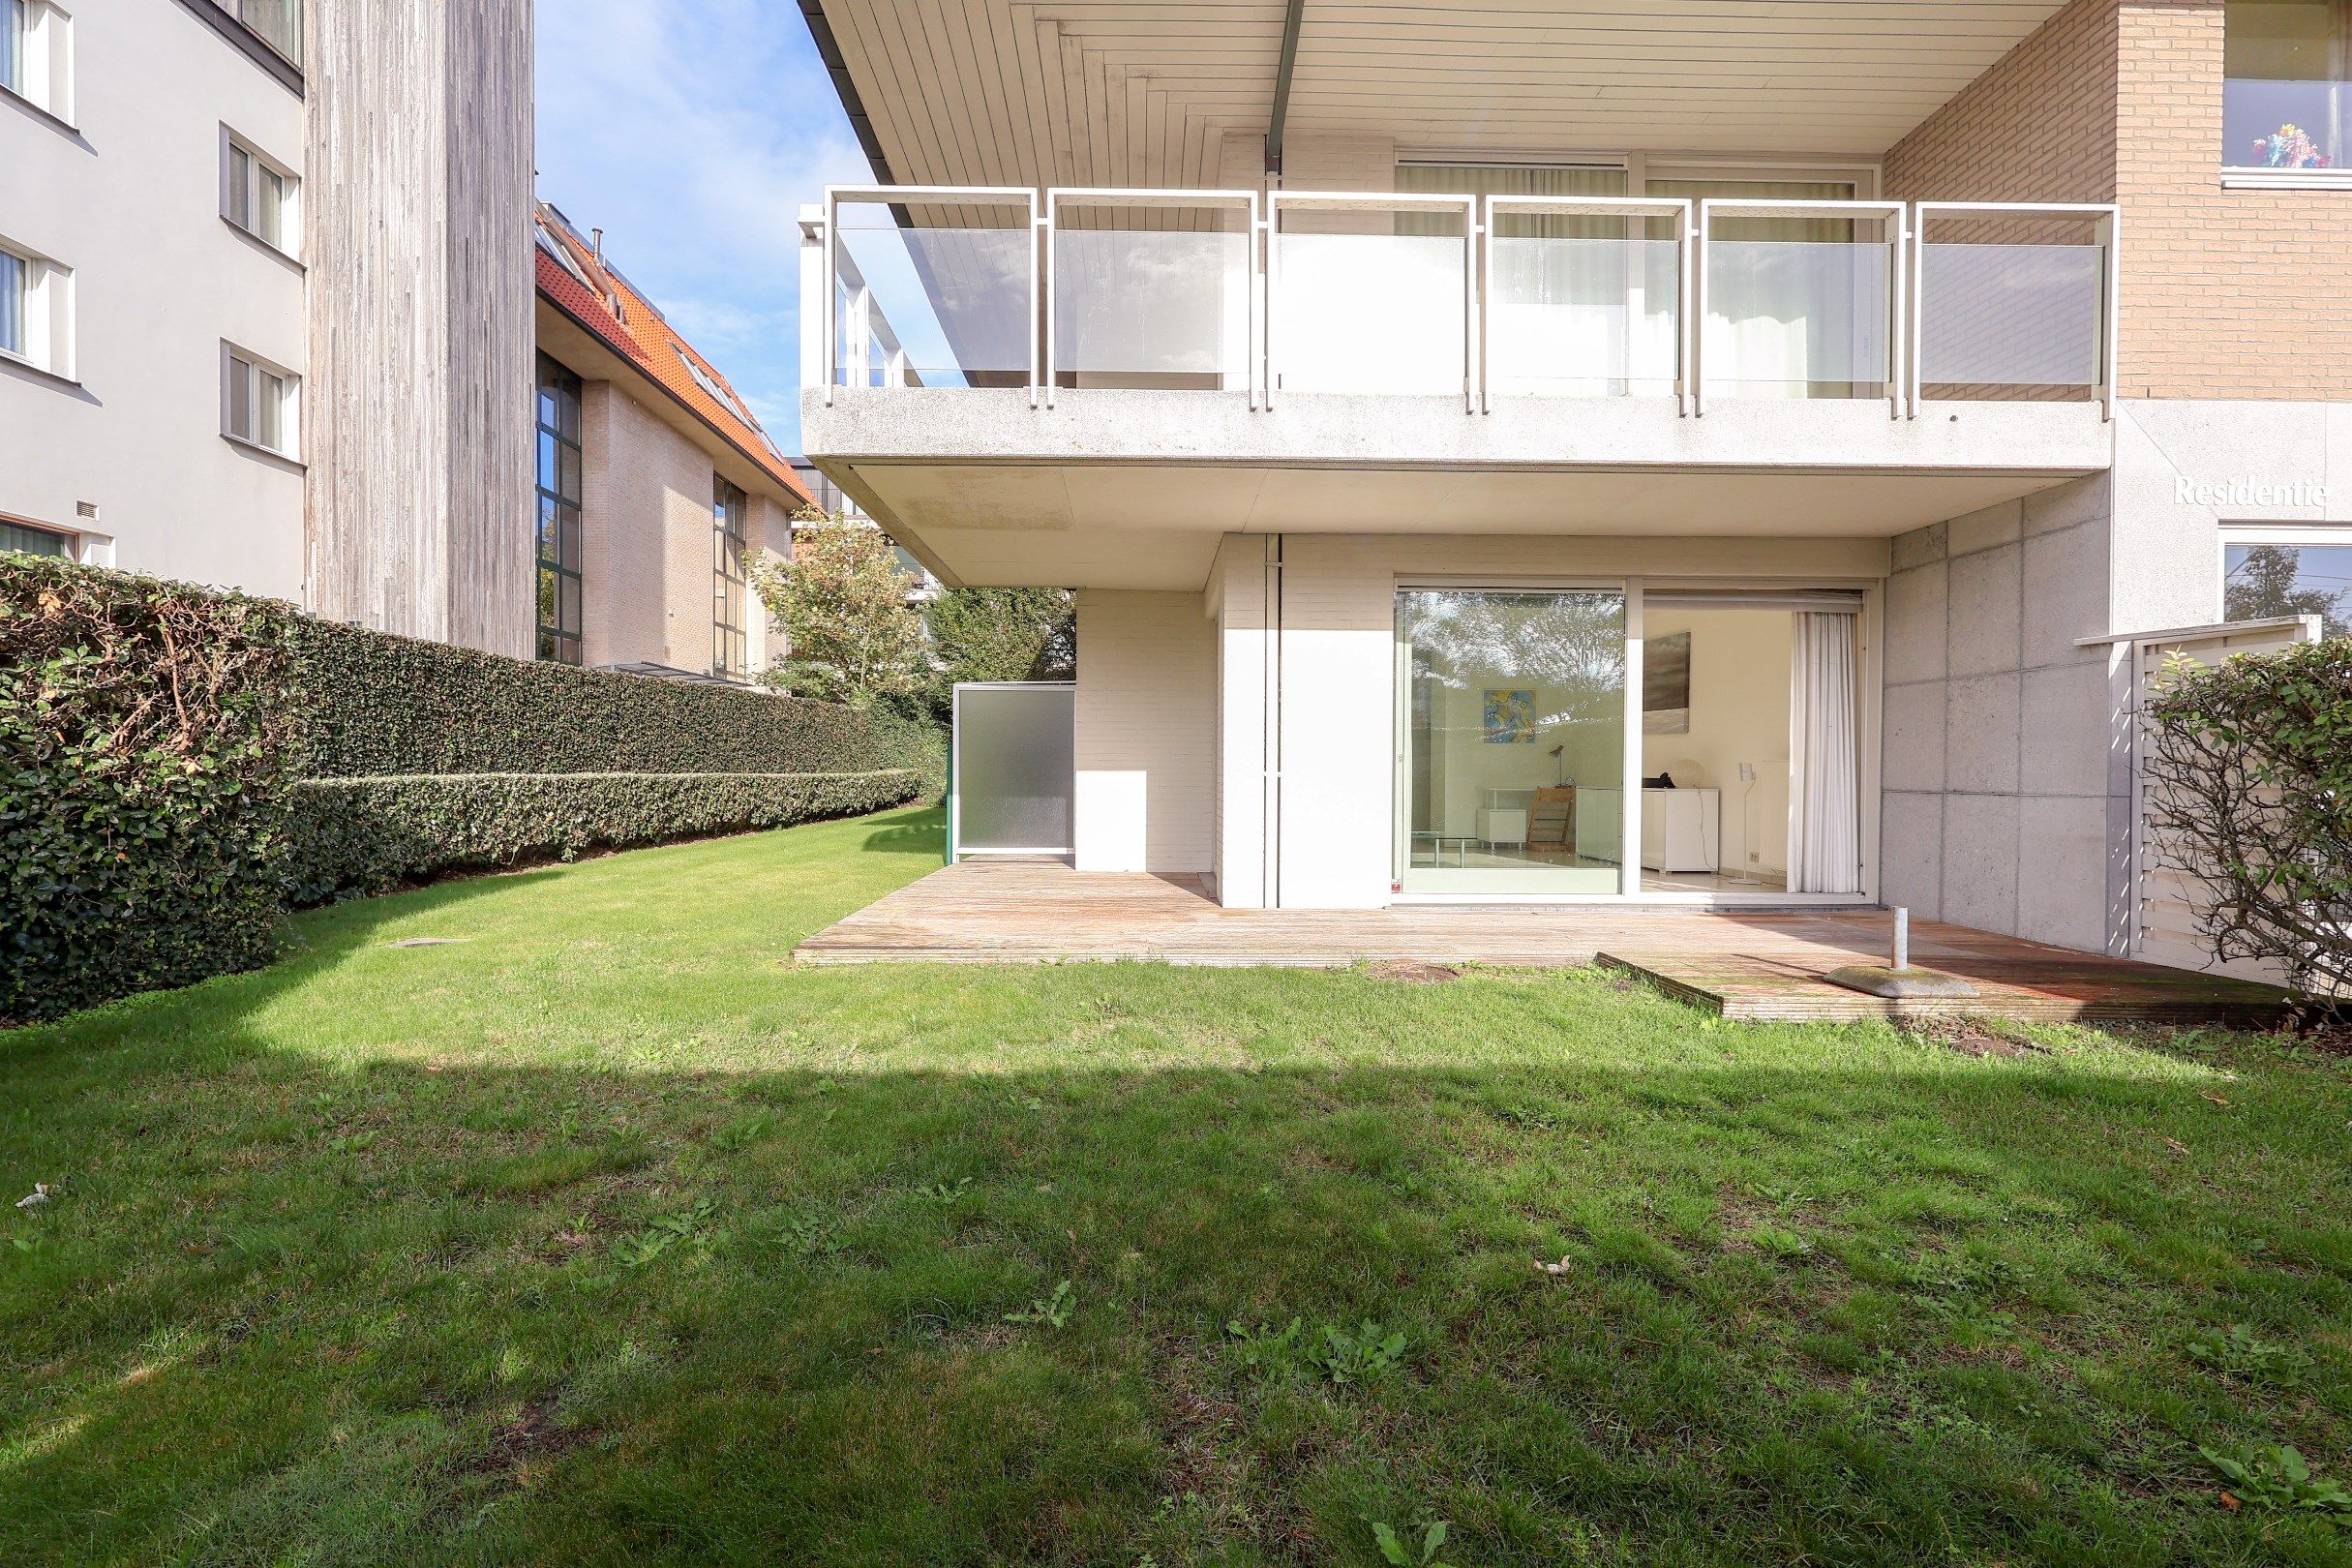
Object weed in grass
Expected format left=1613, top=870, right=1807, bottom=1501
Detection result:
left=2186, top=1324, right=2303, bottom=1386
left=709, top=1114, right=771, bottom=1152
left=759, top=1207, right=838, bottom=1260
left=1750, top=1225, right=1815, bottom=1260
left=919, top=1177, right=975, bottom=1205
left=1370, top=1518, right=1457, bottom=1567
left=2200, top=1443, right=2352, bottom=1517
left=1005, top=1279, right=1074, bottom=1329
left=609, top=1197, right=721, bottom=1272
left=1308, top=1321, right=1408, bottom=1386
left=1225, top=1317, right=1307, bottom=1380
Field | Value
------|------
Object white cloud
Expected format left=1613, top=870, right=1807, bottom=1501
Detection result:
left=535, top=0, right=873, bottom=451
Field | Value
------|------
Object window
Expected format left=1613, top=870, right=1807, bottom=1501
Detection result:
left=211, top=0, right=300, bottom=65
left=2225, top=528, right=2352, bottom=637
left=2225, top=0, right=2350, bottom=169
left=224, top=134, right=297, bottom=255
left=223, top=347, right=297, bottom=456
left=0, top=517, right=73, bottom=558
left=2, top=0, right=71, bottom=122
left=534, top=353, right=584, bottom=664
left=682, top=353, right=758, bottom=427
left=0, top=239, right=72, bottom=377
left=713, top=476, right=749, bottom=678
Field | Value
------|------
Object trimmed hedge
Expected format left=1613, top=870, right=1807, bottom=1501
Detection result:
left=292, top=619, right=936, bottom=781
left=3, top=556, right=942, bottom=1023
left=286, top=770, right=919, bottom=904
left=2, top=558, right=302, bottom=1024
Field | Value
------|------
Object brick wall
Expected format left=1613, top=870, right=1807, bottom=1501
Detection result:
left=1884, top=0, right=2120, bottom=205
left=578, top=380, right=790, bottom=677
left=1885, top=0, right=2352, bottom=401
left=1074, top=589, right=1217, bottom=873
left=2115, top=1, right=2352, bottom=399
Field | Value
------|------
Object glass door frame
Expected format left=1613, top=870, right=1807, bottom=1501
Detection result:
left=1391, top=577, right=1648, bottom=899
left=1389, top=574, right=1882, bottom=906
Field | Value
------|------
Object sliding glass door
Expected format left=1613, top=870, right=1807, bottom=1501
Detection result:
left=1395, top=588, right=1626, bottom=894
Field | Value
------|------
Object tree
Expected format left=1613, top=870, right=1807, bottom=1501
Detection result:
left=745, top=512, right=925, bottom=709
left=2141, top=638, right=2352, bottom=1008
left=919, top=588, right=1074, bottom=723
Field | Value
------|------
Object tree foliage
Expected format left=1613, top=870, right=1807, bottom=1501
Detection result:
left=746, top=513, right=927, bottom=709
left=918, top=587, right=1074, bottom=722
left=2142, top=638, right=2352, bottom=1004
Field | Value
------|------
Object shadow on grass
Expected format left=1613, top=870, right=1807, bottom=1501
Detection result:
left=859, top=811, right=947, bottom=858
left=4, top=981, right=2350, bottom=1564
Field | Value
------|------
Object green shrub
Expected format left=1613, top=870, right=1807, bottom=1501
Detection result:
left=2143, top=638, right=2352, bottom=1000
left=291, top=619, right=932, bottom=780
left=286, top=770, right=918, bottom=904
left=1, top=558, right=302, bottom=1023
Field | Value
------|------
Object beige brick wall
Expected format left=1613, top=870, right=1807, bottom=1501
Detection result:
left=1884, top=0, right=2120, bottom=206
left=1885, top=0, right=2352, bottom=401
left=1074, top=588, right=1217, bottom=873
left=577, top=381, right=790, bottom=676
left=2114, top=1, right=2352, bottom=399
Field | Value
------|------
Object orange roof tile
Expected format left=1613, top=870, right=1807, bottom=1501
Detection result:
left=533, top=201, right=811, bottom=506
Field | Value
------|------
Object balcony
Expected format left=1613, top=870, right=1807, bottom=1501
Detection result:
left=800, top=187, right=2119, bottom=587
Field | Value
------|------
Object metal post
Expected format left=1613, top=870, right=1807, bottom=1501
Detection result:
left=1892, top=906, right=1910, bottom=972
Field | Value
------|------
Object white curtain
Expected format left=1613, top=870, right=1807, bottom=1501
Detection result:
left=1788, top=611, right=1860, bottom=892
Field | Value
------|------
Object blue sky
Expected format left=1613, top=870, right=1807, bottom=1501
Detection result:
left=534, top=0, right=873, bottom=455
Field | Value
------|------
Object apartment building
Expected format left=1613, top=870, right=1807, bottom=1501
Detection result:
left=533, top=202, right=810, bottom=676
left=796, top=0, right=2352, bottom=967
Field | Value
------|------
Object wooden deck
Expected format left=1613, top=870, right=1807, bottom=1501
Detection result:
left=794, top=860, right=2290, bottom=1026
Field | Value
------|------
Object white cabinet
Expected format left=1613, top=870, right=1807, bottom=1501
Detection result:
left=1475, top=807, right=1528, bottom=846
left=1563, top=787, right=1718, bottom=872
left=1641, top=788, right=1719, bottom=873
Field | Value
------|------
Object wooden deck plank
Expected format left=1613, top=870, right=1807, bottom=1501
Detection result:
left=793, top=859, right=2292, bottom=1026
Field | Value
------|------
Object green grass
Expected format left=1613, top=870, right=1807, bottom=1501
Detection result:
left=4, top=806, right=2351, bottom=1567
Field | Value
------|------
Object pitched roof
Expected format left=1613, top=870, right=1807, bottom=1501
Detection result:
left=532, top=201, right=811, bottom=506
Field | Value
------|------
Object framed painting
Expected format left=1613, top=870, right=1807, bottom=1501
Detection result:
left=1483, top=688, right=1537, bottom=743
left=1643, top=630, right=1690, bottom=735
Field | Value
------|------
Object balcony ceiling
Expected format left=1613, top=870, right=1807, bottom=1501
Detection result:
left=805, top=0, right=2072, bottom=184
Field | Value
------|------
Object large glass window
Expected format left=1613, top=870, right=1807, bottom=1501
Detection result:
left=2, top=1, right=23, bottom=98
left=713, top=476, right=748, bottom=678
left=534, top=353, right=584, bottom=664
left=1396, top=588, right=1627, bottom=894
left=2225, top=0, right=2350, bottom=168
left=2225, top=535, right=2352, bottom=636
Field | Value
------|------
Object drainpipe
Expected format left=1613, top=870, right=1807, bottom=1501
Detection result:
left=1262, top=533, right=1284, bottom=908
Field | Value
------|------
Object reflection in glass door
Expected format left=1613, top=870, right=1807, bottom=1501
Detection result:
left=1395, top=588, right=1626, bottom=893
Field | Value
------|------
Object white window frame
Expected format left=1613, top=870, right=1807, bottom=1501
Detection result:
left=221, top=343, right=299, bottom=459
left=2217, top=522, right=2352, bottom=619
left=0, top=234, right=74, bottom=379
left=2, top=0, right=74, bottom=125
left=220, top=127, right=300, bottom=258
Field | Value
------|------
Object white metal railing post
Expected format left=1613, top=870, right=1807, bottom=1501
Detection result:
left=799, top=205, right=827, bottom=403
left=1467, top=207, right=1484, bottom=415
left=1886, top=205, right=1907, bottom=421
left=1042, top=194, right=1059, bottom=410
left=1906, top=204, right=1925, bottom=419
left=1694, top=201, right=1711, bottom=417
left=1249, top=196, right=1264, bottom=410
left=1265, top=206, right=1282, bottom=410
left=2099, top=206, right=2122, bottom=422
left=1477, top=197, right=1494, bottom=414
left=1675, top=200, right=1694, bottom=416
left=821, top=192, right=839, bottom=407
left=1028, top=190, right=1042, bottom=410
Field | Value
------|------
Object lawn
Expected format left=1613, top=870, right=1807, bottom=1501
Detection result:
left=4, top=806, right=2350, bottom=1567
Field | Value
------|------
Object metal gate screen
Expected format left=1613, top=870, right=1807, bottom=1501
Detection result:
left=953, top=684, right=1074, bottom=854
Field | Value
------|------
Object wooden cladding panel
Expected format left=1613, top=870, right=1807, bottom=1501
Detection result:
left=306, top=0, right=534, bottom=657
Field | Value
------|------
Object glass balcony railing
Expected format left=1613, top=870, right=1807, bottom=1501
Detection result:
left=814, top=188, right=2119, bottom=420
